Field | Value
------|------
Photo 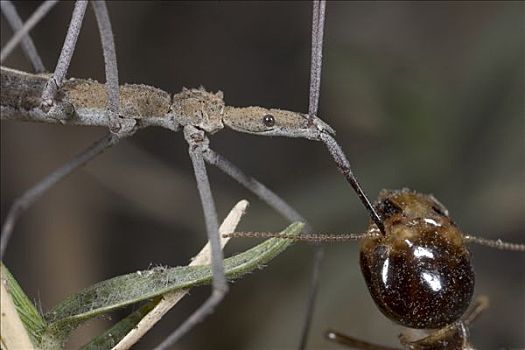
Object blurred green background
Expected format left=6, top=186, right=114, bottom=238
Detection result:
left=1, top=1, right=524, bottom=349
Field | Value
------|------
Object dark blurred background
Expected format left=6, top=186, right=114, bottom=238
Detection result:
left=1, top=1, right=524, bottom=349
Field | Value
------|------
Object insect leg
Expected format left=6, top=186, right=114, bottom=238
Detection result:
left=90, top=0, right=121, bottom=132
left=202, top=147, right=323, bottom=350
left=326, top=329, right=402, bottom=350
left=302, top=2, right=327, bottom=348
left=308, top=0, right=326, bottom=118
left=462, top=295, right=489, bottom=326
left=0, top=0, right=58, bottom=67
left=202, top=148, right=311, bottom=230
left=0, top=132, right=124, bottom=258
left=1, top=0, right=125, bottom=257
left=154, top=125, right=228, bottom=349
left=320, top=132, right=384, bottom=233
left=0, top=0, right=48, bottom=72
left=40, top=0, right=88, bottom=109
left=299, top=245, right=323, bottom=348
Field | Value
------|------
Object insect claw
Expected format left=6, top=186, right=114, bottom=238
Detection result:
left=308, top=114, right=335, bottom=136
left=320, top=121, right=335, bottom=135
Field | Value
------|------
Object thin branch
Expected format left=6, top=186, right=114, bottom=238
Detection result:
left=0, top=0, right=58, bottom=66
left=0, top=0, right=46, bottom=72
left=0, top=266, right=37, bottom=350
left=112, top=200, right=249, bottom=350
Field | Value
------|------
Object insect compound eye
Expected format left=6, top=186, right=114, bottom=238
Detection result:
left=262, top=114, right=275, bottom=127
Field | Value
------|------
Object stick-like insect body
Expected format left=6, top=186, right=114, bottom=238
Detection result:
left=1, top=66, right=332, bottom=138
left=1, top=1, right=382, bottom=347
left=1, top=65, right=384, bottom=228
left=0, top=63, right=382, bottom=347
left=1, top=65, right=384, bottom=231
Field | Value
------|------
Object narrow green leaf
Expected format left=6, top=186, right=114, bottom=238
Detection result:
left=79, top=299, right=160, bottom=350
left=45, top=222, right=303, bottom=346
left=1, top=263, right=47, bottom=345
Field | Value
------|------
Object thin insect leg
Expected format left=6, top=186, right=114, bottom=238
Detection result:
left=300, top=244, right=324, bottom=344
left=203, top=143, right=332, bottom=350
left=301, top=2, right=327, bottom=349
left=463, top=235, right=525, bottom=251
left=154, top=126, right=228, bottom=349
left=326, top=330, right=402, bottom=350
left=0, top=0, right=58, bottom=65
left=308, top=0, right=326, bottom=117
left=0, top=133, right=120, bottom=259
left=90, top=0, right=121, bottom=132
left=202, top=148, right=312, bottom=232
left=204, top=144, right=326, bottom=350
left=299, top=247, right=323, bottom=350
left=0, top=0, right=46, bottom=72
left=320, top=132, right=384, bottom=233
left=308, top=0, right=382, bottom=234
left=41, top=0, right=88, bottom=109
left=462, top=295, right=489, bottom=326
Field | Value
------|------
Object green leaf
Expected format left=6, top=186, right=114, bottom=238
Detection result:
left=79, top=299, right=159, bottom=350
left=1, top=263, right=47, bottom=345
left=44, top=222, right=303, bottom=347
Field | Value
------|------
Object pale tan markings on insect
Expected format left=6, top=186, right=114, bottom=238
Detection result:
left=223, top=105, right=334, bottom=140
left=65, top=79, right=172, bottom=119
left=170, top=87, right=225, bottom=133
left=1, top=66, right=335, bottom=140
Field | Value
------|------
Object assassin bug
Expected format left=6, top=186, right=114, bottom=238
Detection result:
left=1, top=1, right=381, bottom=348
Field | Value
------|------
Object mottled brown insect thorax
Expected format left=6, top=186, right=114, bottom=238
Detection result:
left=360, top=189, right=475, bottom=329
left=65, top=80, right=172, bottom=119
left=171, top=87, right=225, bottom=133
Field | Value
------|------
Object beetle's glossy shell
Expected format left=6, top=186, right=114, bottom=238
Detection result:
left=360, top=189, right=475, bottom=329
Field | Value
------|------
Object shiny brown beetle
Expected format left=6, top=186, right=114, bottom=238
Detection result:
left=360, top=189, right=475, bottom=330
left=327, top=189, right=499, bottom=350
left=225, top=188, right=525, bottom=349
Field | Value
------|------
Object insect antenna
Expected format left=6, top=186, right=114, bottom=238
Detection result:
left=464, top=235, right=525, bottom=251
left=224, top=231, right=525, bottom=250
left=223, top=231, right=371, bottom=242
